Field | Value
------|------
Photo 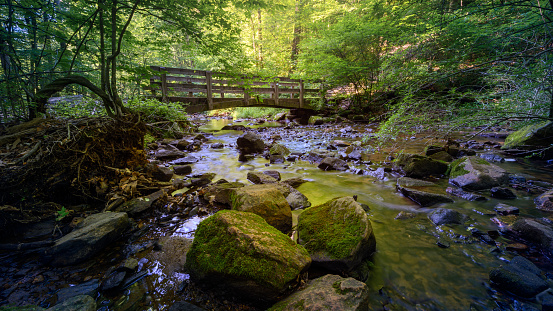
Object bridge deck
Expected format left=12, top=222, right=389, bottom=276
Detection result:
left=144, top=66, right=322, bottom=112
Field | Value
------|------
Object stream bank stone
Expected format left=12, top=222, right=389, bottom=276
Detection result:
left=298, top=197, right=376, bottom=273
left=396, top=177, right=453, bottom=207
left=511, top=219, right=553, bottom=254
left=236, top=132, right=265, bottom=154
left=44, top=212, right=130, bottom=266
left=490, top=256, right=548, bottom=298
left=230, top=184, right=292, bottom=233
left=268, top=274, right=369, bottom=311
left=393, top=154, right=448, bottom=178
left=449, top=156, right=509, bottom=190
left=502, top=121, right=553, bottom=150
left=184, top=210, right=311, bottom=302
left=428, top=208, right=467, bottom=225
left=202, top=182, right=245, bottom=205
left=535, top=189, right=553, bottom=211
left=318, top=157, right=349, bottom=171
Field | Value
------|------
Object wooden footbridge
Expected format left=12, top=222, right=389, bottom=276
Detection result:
left=144, top=66, right=323, bottom=113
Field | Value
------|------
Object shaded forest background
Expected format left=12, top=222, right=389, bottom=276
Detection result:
left=1, top=0, right=552, bottom=137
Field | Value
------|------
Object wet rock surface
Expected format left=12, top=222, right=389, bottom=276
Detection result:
left=489, top=256, right=549, bottom=298
left=449, top=156, right=509, bottom=190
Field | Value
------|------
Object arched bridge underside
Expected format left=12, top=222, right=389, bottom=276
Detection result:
left=144, top=66, right=322, bottom=114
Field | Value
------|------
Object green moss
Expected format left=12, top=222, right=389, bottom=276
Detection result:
left=473, top=156, right=491, bottom=165
left=503, top=121, right=552, bottom=149
left=448, top=157, right=470, bottom=178
left=185, top=210, right=309, bottom=291
left=298, top=197, right=366, bottom=259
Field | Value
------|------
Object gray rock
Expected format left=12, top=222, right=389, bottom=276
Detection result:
left=397, top=177, right=436, bottom=187
left=263, top=170, right=281, bottom=181
left=494, top=203, right=519, bottom=215
left=210, top=143, right=224, bottom=149
left=286, top=189, right=311, bottom=210
left=150, top=165, right=173, bottom=182
left=429, top=151, right=453, bottom=162
left=535, top=189, right=553, bottom=211
left=502, top=121, right=553, bottom=149
left=268, top=274, right=369, bottom=311
left=45, top=212, right=130, bottom=266
left=269, top=143, right=291, bottom=156
left=247, top=171, right=278, bottom=184
left=298, top=197, right=376, bottom=273
left=185, top=210, right=311, bottom=302
left=395, top=211, right=416, bottom=220
left=100, top=271, right=126, bottom=292
left=155, top=149, right=186, bottom=160
left=306, top=149, right=335, bottom=163
left=489, top=256, right=548, bottom=298
left=270, top=154, right=286, bottom=164
left=230, top=184, right=292, bottom=233
left=491, top=187, right=517, bottom=199
left=47, top=295, right=96, bottom=311
left=221, top=124, right=247, bottom=131
left=428, top=208, right=467, bottom=225
left=479, top=153, right=505, bottom=163
left=55, top=279, right=99, bottom=303
left=449, top=156, right=509, bottom=190
left=176, top=140, right=191, bottom=150
left=404, top=157, right=448, bottom=178
left=173, top=165, right=192, bottom=175
left=511, top=219, right=553, bottom=254
left=399, top=187, right=453, bottom=207
left=446, top=187, right=487, bottom=201
left=282, top=177, right=308, bottom=188
left=236, top=132, right=265, bottom=154
left=318, top=157, right=349, bottom=171
left=424, top=145, right=444, bottom=156
left=170, top=156, right=199, bottom=165
left=202, top=182, right=245, bottom=205
left=115, top=189, right=166, bottom=216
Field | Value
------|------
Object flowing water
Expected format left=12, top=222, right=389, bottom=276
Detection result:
left=5, top=118, right=552, bottom=310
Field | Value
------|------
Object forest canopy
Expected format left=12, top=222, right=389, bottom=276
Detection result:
left=1, top=0, right=552, bottom=135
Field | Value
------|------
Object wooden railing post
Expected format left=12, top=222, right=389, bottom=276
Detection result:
left=299, top=79, right=304, bottom=108
left=273, top=81, right=280, bottom=106
left=206, top=71, right=213, bottom=110
left=161, top=72, right=168, bottom=103
left=243, top=77, right=250, bottom=105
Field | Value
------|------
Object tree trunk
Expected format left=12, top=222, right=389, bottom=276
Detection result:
left=290, top=0, right=303, bottom=74
left=34, top=75, right=116, bottom=117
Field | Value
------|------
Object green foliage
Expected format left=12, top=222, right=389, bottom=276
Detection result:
left=56, top=207, right=69, bottom=222
left=47, top=96, right=108, bottom=119
left=127, top=98, right=188, bottom=122
left=231, top=107, right=288, bottom=119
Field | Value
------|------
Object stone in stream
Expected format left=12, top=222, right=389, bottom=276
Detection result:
left=236, top=132, right=265, bottom=154
left=489, top=256, right=549, bottom=298
left=298, top=197, right=376, bottom=274
left=202, top=182, right=245, bottom=205
left=428, top=208, right=467, bottom=225
left=115, top=189, right=166, bottom=216
left=393, top=154, right=448, bottom=178
left=286, top=188, right=311, bottom=210
left=424, top=145, right=444, bottom=156
left=184, top=210, right=311, bottom=302
left=263, top=170, right=281, bottom=181
left=55, top=279, right=100, bottom=303
left=446, top=187, right=487, bottom=201
left=511, top=219, right=553, bottom=255
left=46, top=295, right=96, bottom=311
left=43, top=212, right=130, bottom=266
left=396, top=177, right=453, bottom=207
left=268, top=274, right=369, bottom=311
left=282, top=177, right=309, bottom=188
left=448, top=156, right=509, bottom=191
left=175, top=139, right=191, bottom=151
left=494, top=203, right=520, bottom=215
left=318, top=157, right=349, bottom=171
left=270, top=154, right=286, bottom=164
left=147, top=164, right=173, bottom=182
left=306, top=149, right=336, bottom=163
left=490, top=187, right=517, bottom=199
left=535, top=189, right=553, bottom=211
left=173, top=165, right=192, bottom=175
left=247, top=171, right=278, bottom=184
left=230, top=184, right=292, bottom=233
left=154, top=148, right=186, bottom=160
left=502, top=121, right=553, bottom=150
left=170, top=155, right=199, bottom=165
left=269, top=143, right=291, bottom=157
left=168, top=301, right=206, bottom=311
left=429, top=151, right=453, bottom=162
left=100, top=271, right=126, bottom=292
left=210, top=142, right=224, bottom=149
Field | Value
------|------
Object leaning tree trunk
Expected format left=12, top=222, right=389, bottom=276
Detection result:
left=33, top=75, right=124, bottom=117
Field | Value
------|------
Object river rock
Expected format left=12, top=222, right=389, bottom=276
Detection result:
left=270, top=143, right=291, bottom=157
left=168, top=301, right=206, bottom=311
left=424, top=145, right=444, bottom=156
left=149, top=165, right=173, bottom=182
left=429, top=151, right=453, bottom=162
left=282, top=177, right=309, bottom=188
left=270, top=154, right=286, bottom=164
left=247, top=171, right=278, bottom=184
left=489, top=256, right=548, bottom=298
left=155, top=149, right=186, bottom=160
left=535, top=189, right=553, bottom=211
left=449, top=156, right=509, bottom=190
left=100, top=271, right=126, bottom=292
left=404, top=157, right=448, bottom=178
left=306, top=149, right=335, bottom=163
left=298, top=197, right=376, bottom=273
left=44, top=212, right=130, bottom=266
left=56, top=279, right=100, bottom=303
left=502, top=121, right=553, bottom=149
left=494, top=203, right=519, bottom=215
left=428, top=208, right=467, bottom=225
left=170, top=155, right=199, bottom=165
left=446, top=187, right=487, bottom=201
left=221, top=124, right=247, bottom=131
left=115, top=189, right=166, bottom=216
left=318, top=157, right=349, bottom=171
left=396, top=178, right=453, bottom=207
left=210, top=142, right=224, bottom=149
left=176, top=140, right=191, bottom=151
left=46, top=295, right=96, bottom=311
left=236, top=132, right=265, bottom=154
left=184, top=210, right=311, bottom=302
left=268, top=274, right=369, bottom=311
left=203, top=182, right=245, bottom=205
left=479, top=153, right=505, bottom=163
left=511, top=219, right=553, bottom=254
left=173, top=165, right=192, bottom=175
left=286, top=189, right=311, bottom=210
left=230, top=184, right=292, bottom=232
left=490, top=187, right=516, bottom=199
left=263, top=170, right=281, bottom=181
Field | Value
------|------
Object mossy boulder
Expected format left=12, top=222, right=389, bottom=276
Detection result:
left=230, top=184, right=292, bottom=233
left=308, top=115, right=324, bottom=125
left=184, top=210, right=311, bottom=302
left=247, top=171, right=278, bottom=184
left=202, top=182, right=245, bottom=205
left=448, top=156, right=509, bottom=191
left=298, top=197, right=376, bottom=273
left=393, top=154, right=448, bottom=178
left=502, top=121, right=553, bottom=149
left=397, top=178, right=454, bottom=207
left=489, top=256, right=548, bottom=298
left=268, top=274, right=369, bottom=311
left=429, top=151, right=453, bottom=162
left=270, top=143, right=291, bottom=156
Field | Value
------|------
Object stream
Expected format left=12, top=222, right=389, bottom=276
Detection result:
left=2, top=117, right=553, bottom=310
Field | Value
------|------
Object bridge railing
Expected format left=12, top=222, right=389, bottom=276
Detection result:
left=143, top=66, right=323, bottom=112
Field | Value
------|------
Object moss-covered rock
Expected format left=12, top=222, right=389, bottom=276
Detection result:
left=268, top=274, right=369, bottom=311
left=247, top=171, right=278, bottom=184
left=236, top=132, right=265, bottom=154
left=429, top=151, right=453, bottom=162
left=308, top=115, right=324, bottom=125
left=393, top=154, right=448, bottom=178
left=185, top=210, right=311, bottom=302
left=448, top=156, right=509, bottom=191
left=298, top=197, right=376, bottom=273
left=502, top=121, right=553, bottom=149
left=202, top=182, right=245, bottom=205
left=270, top=143, right=291, bottom=156
left=230, top=184, right=292, bottom=233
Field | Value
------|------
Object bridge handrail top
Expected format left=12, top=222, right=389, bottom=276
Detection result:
left=149, top=66, right=322, bottom=84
